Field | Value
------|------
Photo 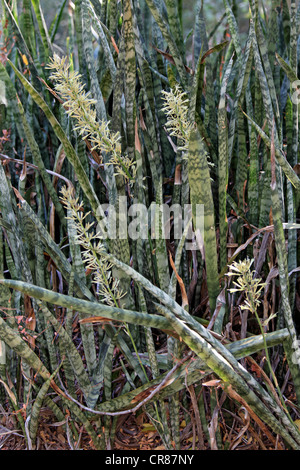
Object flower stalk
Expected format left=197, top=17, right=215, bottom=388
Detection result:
left=161, top=84, right=194, bottom=157
left=227, top=259, right=292, bottom=420
left=47, top=54, right=136, bottom=183
left=60, top=186, right=149, bottom=381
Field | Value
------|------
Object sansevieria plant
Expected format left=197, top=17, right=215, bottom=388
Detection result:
left=0, top=0, right=300, bottom=451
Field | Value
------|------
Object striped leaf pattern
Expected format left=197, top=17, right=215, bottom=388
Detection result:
left=1, top=0, right=300, bottom=451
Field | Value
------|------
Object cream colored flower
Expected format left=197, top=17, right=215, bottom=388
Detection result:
left=47, top=54, right=135, bottom=183
left=161, top=84, right=193, bottom=154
